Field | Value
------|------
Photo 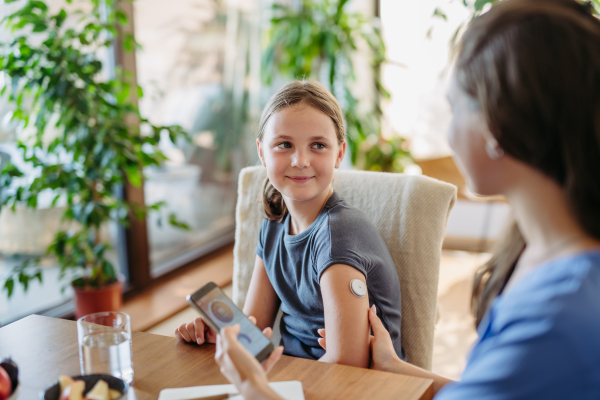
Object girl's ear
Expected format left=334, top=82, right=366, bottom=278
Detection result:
left=335, top=140, right=347, bottom=168
left=257, top=139, right=266, bottom=166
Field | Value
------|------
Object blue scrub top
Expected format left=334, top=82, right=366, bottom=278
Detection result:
left=437, top=251, right=600, bottom=400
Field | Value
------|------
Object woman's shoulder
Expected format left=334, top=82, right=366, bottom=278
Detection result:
left=500, top=250, right=600, bottom=309
left=492, top=250, right=600, bottom=353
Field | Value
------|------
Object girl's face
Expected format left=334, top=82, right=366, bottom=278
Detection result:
left=447, top=77, right=507, bottom=196
left=257, top=104, right=346, bottom=204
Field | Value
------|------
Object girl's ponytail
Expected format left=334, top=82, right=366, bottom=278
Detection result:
left=263, top=179, right=287, bottom=223
left=257, top=80, right=345, bottom=222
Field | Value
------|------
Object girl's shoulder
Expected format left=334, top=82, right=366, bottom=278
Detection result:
left=316, top=193, right=393, bottom=264
left=324, top=192, right=380, bottom=233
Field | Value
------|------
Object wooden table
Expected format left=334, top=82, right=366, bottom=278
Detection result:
left=0, top=315, right=433, bottom=400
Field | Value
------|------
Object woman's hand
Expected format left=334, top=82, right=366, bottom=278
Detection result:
left=175, top=316, right=218, bottom=345
left=366, top=305, right=404, bottom=373
left=317, top=305, right=404, bottom=373
left=215, top=324, right=284, bottom=400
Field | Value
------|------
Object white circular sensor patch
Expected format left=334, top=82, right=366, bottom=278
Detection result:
left=350, top=279, right=367, bottom=298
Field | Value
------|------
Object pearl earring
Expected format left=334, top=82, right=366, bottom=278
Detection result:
left=485, top=141, right=504, bottom=160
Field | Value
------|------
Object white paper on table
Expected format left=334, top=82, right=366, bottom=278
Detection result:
left=158, top=381, right=305, bottom=400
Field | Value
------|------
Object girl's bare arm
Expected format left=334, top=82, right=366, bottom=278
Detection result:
left=243, top=255, right=281, bottom=330
left=318, top=264, right=371, bottom=368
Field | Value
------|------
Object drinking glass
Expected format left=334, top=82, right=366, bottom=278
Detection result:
left=77, top=311, right=134, bottom=383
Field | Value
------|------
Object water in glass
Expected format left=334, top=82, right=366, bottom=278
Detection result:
left=80, top=331, right=133, bottom=383
left=77, top=311, right=134, bottom=384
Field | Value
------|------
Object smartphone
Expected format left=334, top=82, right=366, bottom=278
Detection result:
left=186, top=282, right=275, bottom=362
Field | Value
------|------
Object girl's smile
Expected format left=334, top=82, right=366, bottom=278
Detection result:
left=286, top=175, right=314, bottom=183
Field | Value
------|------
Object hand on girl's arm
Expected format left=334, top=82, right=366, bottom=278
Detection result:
left=318, top=306, right=455, bottom=395
left=215, top=324, right=284, bottom=400
left=318, top=264, right=371, bottom=368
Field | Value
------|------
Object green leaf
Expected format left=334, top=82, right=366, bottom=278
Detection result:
left=54, top=9, right=67, bottom=27
left=474, top=0, right=493, bottom=12
left=125, top=164, right=142, bottom=186
left=18, top=273, right=29, bottom=292
left=3, top=278, right=14, bottom=298
left=168, top=213, right=190, bottom=230
left=102, top=261, right=116, bottom=280
left=433, top=8, right=448, bottom=21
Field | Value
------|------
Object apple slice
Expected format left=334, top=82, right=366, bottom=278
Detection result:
left=85, top=380, right=109, bottom=400
left=60, top=380, right=85, bottom=400
left=108, top=389, right=121, bottom=400
left=59, top=376, right=74, bottom=393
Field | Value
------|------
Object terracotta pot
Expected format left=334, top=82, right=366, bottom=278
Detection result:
left=73, top=278, right=124, bottom=319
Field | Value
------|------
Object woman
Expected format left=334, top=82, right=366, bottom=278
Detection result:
left=215, top=0, right=600, bottom=398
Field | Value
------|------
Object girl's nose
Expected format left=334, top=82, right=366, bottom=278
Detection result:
left=291, top=149, right=310, bottom=168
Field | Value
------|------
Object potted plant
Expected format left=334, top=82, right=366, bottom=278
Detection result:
left=263, top=0, right=413, bottom=171
left=0, top=0, right=188, bottom=317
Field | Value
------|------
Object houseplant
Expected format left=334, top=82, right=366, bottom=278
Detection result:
left=263, top=0, right=413, bottom=171
left=0, top=0, right=188, bottom=316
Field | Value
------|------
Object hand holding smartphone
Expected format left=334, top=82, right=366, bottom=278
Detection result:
left=186, top=282, right=275, bottom=362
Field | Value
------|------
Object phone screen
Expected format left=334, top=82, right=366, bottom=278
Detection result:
left=192, top=286, right=273, bottom=357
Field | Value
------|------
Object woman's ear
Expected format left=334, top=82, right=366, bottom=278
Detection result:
left=334, top=140, right=347, bottom=168
left=257, top=139, right=266, bottom=166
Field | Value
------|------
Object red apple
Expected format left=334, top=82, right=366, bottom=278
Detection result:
left=0, top=366, right=11, bottom=400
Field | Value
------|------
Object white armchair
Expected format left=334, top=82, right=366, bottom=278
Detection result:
left=232, top=166, right=456, bottom=370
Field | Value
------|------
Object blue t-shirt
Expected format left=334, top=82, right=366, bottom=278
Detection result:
left=255, top=191, right=405, bottom=360
left=437, top=250, right=600, bottom=400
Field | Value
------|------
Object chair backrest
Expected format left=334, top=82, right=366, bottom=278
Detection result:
left=232, top=166, right=456, bottom=370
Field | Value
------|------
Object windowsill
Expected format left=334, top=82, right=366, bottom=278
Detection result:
left=122, top=243, right=234, bottom=332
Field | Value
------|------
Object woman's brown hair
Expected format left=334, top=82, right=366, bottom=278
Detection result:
left=454, top=0, right=600, bottom=326
left=257, top=80, right=346, bottom=222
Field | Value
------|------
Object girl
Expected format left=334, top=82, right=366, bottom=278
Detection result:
left=176, top=81, right=405, bottom=367
left=214, top=0, right=600, bottom=399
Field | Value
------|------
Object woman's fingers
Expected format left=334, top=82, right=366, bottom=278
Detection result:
left=368, top=305, right=386, bottom=335
left=316, top=328, right=327, bottom=349
left=262, top=327, right=273, bottom=340
left=261, top=346, right=284, bottom=373
left=248, top=315, right=257, bottom=325
left=222, top=324, right=242, bottom=346
left=317, top=337, right=327, bottom=350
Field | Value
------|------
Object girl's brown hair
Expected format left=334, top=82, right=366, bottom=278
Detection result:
left=454, top=0, right=600, bottom=326
left=257, top=80, right=346, bottom=222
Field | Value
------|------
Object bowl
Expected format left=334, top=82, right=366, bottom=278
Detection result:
left=42, top=375, right=128, bottom=400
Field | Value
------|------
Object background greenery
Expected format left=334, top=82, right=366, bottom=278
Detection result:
left=263, top=0, right=413, bottom=173
left=0, top=0, right=188, bottom=297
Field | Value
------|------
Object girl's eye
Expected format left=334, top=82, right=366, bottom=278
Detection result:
left=276, top=142, right=292, bottom=149
left=312, top=143, right=326, bottom=149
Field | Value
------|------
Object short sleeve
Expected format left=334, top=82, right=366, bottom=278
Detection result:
left=313, top=215, right=369, bottom=280
left=255, top=218, right=268, bottom=259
